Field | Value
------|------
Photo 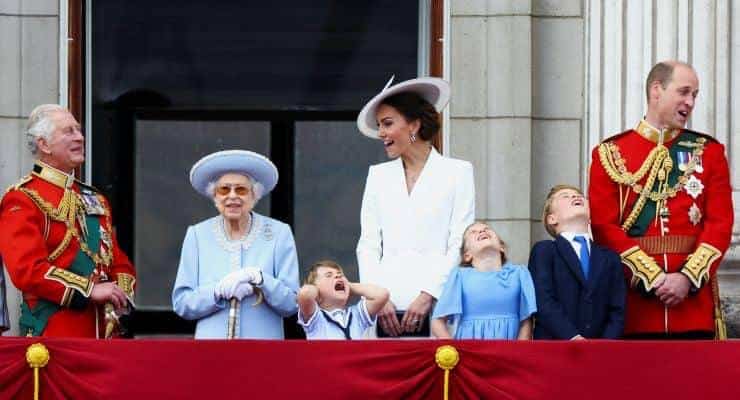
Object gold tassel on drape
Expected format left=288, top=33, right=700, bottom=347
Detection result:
left=435, top=345, right=459, bottom=400
left=26, top=343, right=50, bottom=400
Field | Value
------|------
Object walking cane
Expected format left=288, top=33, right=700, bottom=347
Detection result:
left=227, top=297, right=239, bottom=339
left=226, top=245, right=245, bottom=340
left=226, top=244, right=265, bottom=339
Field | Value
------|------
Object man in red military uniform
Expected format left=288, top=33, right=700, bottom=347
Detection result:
left=589, top=61, right=733, bottom=339
left=0, top=104, right=136, bottom=338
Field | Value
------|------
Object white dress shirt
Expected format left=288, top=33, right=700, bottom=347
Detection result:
left=559, top=231, right=592, bottom=262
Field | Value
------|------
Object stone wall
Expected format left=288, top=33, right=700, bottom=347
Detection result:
left=448, top=0, right=586, bottom=264
left=0, top=0, right=60, bottom=335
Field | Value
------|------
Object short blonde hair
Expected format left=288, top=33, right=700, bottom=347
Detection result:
left=542, top=184, right=583, bottom=238
left=304, top=260, right=344, bottom=285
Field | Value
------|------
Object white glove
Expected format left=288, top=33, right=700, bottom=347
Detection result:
left=238, top=267, right=263, bottom=285
left=215, top=268, right=263, bottom=301
left=232, top=282, right=255, bottom=300
left=215, top=270, right=242, bottom=300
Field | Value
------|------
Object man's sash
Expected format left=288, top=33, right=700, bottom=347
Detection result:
left=20, top=215, right=101, bottom=336
left=627, top=131, right=701, bottom=237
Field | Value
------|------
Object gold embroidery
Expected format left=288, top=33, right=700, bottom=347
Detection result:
left=45, top=266, right=92, bottom=297
left=621, top=246, right=665, bottom=291
left=681, top=243, right=721, bottom=288
left=116, top=273, right=136, bottom=303
left=32, top=161, right=75, bottom=189
left=598, top=135, right=705, bottom=231
left=19, top=187, right=113, bottom=266
left=635, top=120, right=681, bottom=143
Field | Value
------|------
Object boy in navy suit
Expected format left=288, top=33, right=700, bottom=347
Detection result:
left=529, top=185, right=626, bottom=339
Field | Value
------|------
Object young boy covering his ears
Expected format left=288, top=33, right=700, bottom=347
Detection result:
left=298, top=260, right=388, bottom=340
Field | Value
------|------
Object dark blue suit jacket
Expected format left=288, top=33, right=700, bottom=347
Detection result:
left=529, top=235, right=626, bottom=339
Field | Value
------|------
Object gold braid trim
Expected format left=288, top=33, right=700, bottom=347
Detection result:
left=18, top=188, right=72, bottom=222
left=597, top=138, right=706, bottom=231
left=44, top=266, right=93, bottom=297
left=620, top=246, right=665, bottom=291
left=116, top=273, right=136, bottom=305
left=619, top=146, right=668, bottom=231
left=18, top=188, right=112, bottom=266
left=680, top=243, right=721, bottom=288
left=598, top=142, right=659, bottom=186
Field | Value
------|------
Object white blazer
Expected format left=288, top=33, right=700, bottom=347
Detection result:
left=356, top=148, right=475, bottom=310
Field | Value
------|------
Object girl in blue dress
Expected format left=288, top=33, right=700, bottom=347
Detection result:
left=431, top=222, right=537, bottom=339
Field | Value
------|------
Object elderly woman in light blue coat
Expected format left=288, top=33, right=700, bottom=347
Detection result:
left=172, top=150, right=299, bottom=339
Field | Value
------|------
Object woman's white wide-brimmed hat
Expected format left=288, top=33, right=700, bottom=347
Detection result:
left=189, top=149, right=279, bottom=197
left=356, top=76, right=450, bottom=139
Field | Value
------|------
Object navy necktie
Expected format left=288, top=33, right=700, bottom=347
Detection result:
left=573, top=236, right=590, bottom=279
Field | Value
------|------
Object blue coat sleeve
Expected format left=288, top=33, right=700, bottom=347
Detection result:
left=259, top=223, right=299, bottom=317
left=517, top=266, right=537, bottom=321
left=172, top=226, right=225, bottom=320
left=529, top=241, right=579, bottom=339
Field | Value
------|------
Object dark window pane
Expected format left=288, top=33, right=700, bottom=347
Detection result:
left=92, top=0, right=419, bottom=109
left=293, top=121, right=386, bottom=282
left=133, top=119, right=270, bottom=309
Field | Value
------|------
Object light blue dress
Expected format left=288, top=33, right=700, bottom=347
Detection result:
left=432, top=263, right=537, bottom=339
left=172, top=213, right=299, bottom=339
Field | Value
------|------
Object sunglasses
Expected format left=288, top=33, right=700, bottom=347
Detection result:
left=215, top=185, right=250, bottom=196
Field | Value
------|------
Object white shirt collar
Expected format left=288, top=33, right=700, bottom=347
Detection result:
left=321, top=307, right=349, bottom=328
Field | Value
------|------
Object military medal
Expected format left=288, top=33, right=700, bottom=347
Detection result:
left=693, top=154, right=704, bottom=173
left=684, top=175, right=704, bottom=199
left=677, top=152, right=690, bottom=172
left=688, top=203, right=702, bottom=225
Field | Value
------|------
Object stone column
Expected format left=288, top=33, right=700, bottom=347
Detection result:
left=530, top=1, right=585, bottom=245
left=584, top=0, right=740, bottom=336
left=448, top=1, right=534, bottom=264
left=0, top=0, right=60, bottom=335
left=448, top=1, right=586, bottom=264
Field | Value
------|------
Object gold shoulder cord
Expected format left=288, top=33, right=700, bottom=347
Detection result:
left=18, top=188, right=111, bottom=266
left=597, top=139, right=705, bottom=232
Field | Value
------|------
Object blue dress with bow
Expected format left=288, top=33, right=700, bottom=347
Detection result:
left=432, top=263, right=537, bottom=339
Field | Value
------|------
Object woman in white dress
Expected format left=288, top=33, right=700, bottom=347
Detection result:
left=356, top=77, right=475, bottom=337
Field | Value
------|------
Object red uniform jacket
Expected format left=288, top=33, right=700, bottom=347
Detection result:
left=0, top=162, right=136, bottom=337
left=589, top=121, right=733, bottom=335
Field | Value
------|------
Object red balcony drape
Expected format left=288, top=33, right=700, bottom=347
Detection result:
left=1, top=338, right=739, bottom=400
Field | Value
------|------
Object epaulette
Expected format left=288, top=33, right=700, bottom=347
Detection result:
left=683, top=129, right=719, bottom=144
left=4, top=175, right=33, bottom=195
left=599, top=129, right=633, bottom=144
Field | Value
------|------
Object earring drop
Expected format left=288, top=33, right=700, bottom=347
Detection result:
left=409, top=132, right=417, bottom=143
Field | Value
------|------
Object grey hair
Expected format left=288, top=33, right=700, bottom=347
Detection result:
left=26, top=104, right=67, bottom=155
left=206, top=172, right=265, bottom=201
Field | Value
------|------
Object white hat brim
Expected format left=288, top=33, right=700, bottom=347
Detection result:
left=189, top=150, right=279, bottom=198
left=356, top=77, right=450, bottom=139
